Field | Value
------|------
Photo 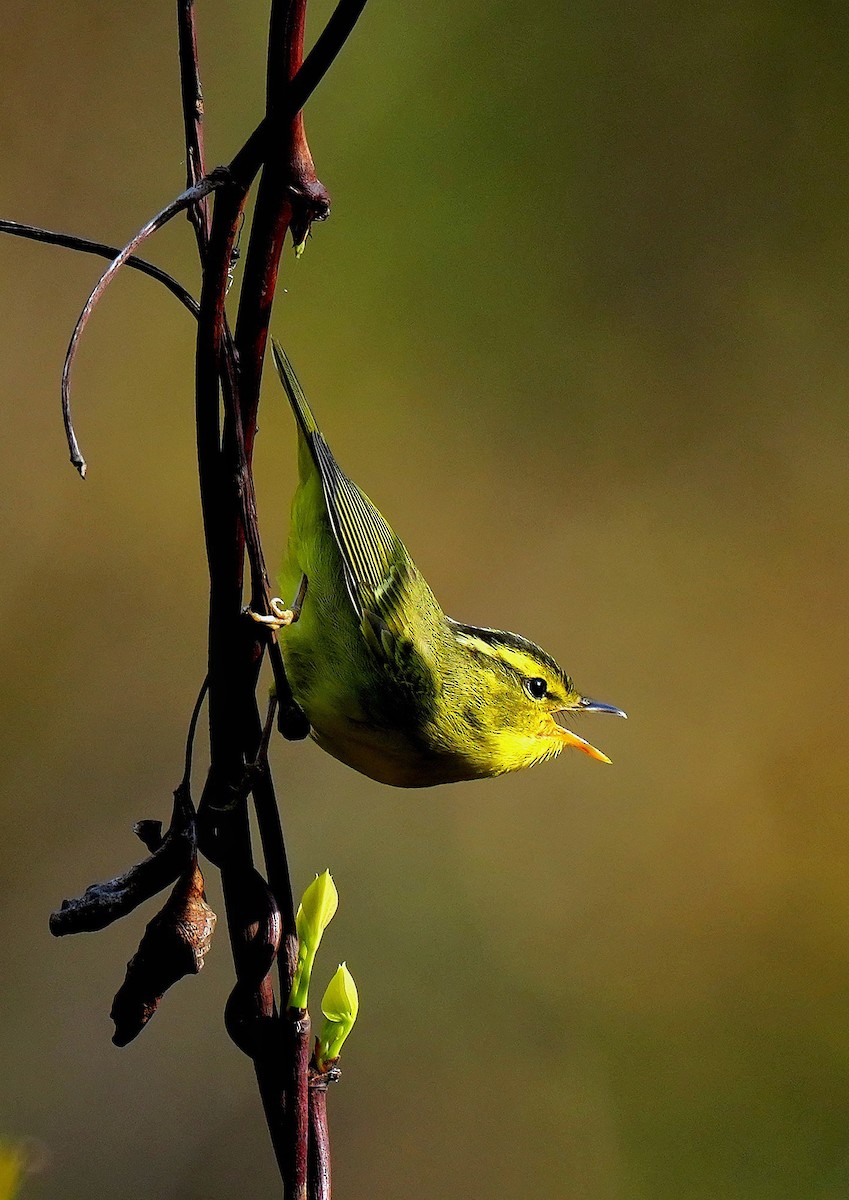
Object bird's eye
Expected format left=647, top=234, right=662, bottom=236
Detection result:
left=524, top=677, right=548, bottom=700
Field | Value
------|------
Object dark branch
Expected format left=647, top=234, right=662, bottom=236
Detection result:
left=222, top=865, right=283, bottom=1057
left=290, top=0, right=369, bottom=115
left=184, top=14, right=293, bottom=1189
left=29, top=1, right=372, bottom=1193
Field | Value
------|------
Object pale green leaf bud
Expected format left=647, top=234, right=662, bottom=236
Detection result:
left=288, top=870, right=338, bottom=1009
left=316, top=962, right=359, bottom=1069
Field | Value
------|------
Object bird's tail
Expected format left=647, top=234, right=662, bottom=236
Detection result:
left=271, top=338, right=320, bottom=439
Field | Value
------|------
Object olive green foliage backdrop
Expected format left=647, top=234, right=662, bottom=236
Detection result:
left=2, top=3, right=849, bottom=1197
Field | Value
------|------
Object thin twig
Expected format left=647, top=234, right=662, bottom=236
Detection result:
left=175, top=0, right=273, bottom=617
left=0, top=219, right=198, bottom=316
left=288, top=0, right=369, bottom=118
left=258, top=694, right=279, bottom=765
left=181, top=676, right=210, bottom=790
left=227, top=15, right=319, bottom=1190
left=187, top=4, right=326, bottom=1191
left=177, top=0, right=211, bottom=254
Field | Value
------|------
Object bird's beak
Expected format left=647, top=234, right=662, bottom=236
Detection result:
left=578, top=697, right=628, bottom=719
left=551, top=697, right=627, bottom=764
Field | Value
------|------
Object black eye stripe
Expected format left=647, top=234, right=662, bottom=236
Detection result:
left=524, top=677, right=547, bottom=700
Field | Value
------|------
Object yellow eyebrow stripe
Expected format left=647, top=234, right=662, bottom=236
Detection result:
left=487, top=644, right=543, bottom=676
left=454, top=633, right=499, bottom=658
left=454, top=634, right=541, bottom=677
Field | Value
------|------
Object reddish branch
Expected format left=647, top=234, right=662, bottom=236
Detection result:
left=235, top=0, right=330, bottom=468
left=308, top=1066, right=340, bottom=1200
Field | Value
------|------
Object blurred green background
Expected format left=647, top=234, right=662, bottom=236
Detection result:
left=3, top=2, right=849, bottom=1197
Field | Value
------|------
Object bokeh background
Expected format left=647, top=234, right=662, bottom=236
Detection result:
left=3, top=2, right=849, bottom=1197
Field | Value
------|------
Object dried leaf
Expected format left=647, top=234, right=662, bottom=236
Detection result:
left=110, top=858, right=216, bottom=1046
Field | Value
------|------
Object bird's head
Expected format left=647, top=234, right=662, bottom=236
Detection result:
left=448, top=621, right=626, bottom=774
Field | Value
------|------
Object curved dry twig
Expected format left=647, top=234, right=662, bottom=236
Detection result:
left=62, top=168, right=230, bottom=477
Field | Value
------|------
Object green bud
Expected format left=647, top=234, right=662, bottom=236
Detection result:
left=288, top=870, right=338, bottom=1009
left=293, top=237, right=308, bottom=260
left=316, top=963, right=359, bottom=1069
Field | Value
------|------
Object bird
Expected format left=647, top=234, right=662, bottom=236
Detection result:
left=251, top=340, right=626, bottom=787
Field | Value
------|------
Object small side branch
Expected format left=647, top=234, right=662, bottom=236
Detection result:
left=221, top=0, right=371, bottom=189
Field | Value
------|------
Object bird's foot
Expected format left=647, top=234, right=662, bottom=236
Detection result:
left=248, top=597, right=297, bottom=630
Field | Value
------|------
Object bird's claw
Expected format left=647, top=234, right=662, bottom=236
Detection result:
left=248, top=597, right=296, bottom=630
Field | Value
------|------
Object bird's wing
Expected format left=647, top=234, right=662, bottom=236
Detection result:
left=316, top=444, right=440, bottom=701
left=311, top=429, right=408, bottom=620
left=271, top=340, right=432, bottom=675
